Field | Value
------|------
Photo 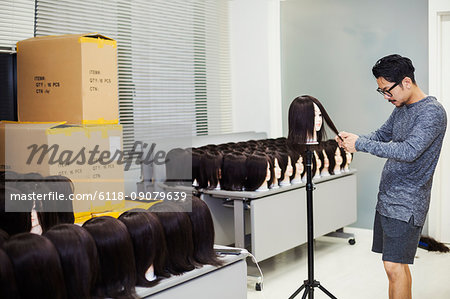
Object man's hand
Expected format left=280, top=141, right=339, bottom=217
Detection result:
left=336, top=131, right=359, bottom=153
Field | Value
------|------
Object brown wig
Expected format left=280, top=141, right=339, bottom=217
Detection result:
left=0, top=248, right=19, bottom=299
left=119, top=209, right=168, bottom=286
left=188, top=197, right=224, bottom=267
left=149, top=202, right=197, bottom=275
left=221, top=153, right=247, bottom=191
left=44, top=224, right=99, bottom=299
left=288, top=95, right=339, bottom=145
left=244, top=154, right=272, bottom=191
left=4, top=233, right=67, bottom=299
left=82, top=216, right=137, bottom=299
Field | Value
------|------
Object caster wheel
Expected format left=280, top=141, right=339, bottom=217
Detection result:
left=256, top=282, right=263, bottom=291
left=348, top=238, right=356, bottom=245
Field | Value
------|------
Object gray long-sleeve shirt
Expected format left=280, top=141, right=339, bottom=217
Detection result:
left=355, top=96, right=447, bottom=226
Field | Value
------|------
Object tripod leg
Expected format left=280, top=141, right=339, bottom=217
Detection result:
left=301, top=287, right=308, bottom=299
left=288, top=284, right=305, bottom=299
left=318, top=284, right=337, bottom=299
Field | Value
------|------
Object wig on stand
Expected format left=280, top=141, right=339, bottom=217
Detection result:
left=119, top=209, right=168, bottom=286
left=187, top=197, right=224, bottom=267
left=44, top=224, right=99, bottom=299
left=149, top=202, right=197, bottom=275
left=3, top=233, right=67, bottom=299
left=82, top=216, right=137, bottom=299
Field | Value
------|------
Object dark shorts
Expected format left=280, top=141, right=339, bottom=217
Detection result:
left=372, top=211, right=423, bottom=264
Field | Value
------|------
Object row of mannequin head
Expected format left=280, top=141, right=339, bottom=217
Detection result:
left=165, top=137, right=353, bottom=192
left=0, top=197, right=221, bottom=299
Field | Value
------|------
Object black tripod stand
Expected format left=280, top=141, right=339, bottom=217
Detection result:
left=289, top=147, right=337, bottom=299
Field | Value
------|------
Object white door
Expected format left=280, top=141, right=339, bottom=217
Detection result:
left=429, top=0, right=450, bottom=243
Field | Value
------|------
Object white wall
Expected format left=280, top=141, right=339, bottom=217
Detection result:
left=230, top=0, right=283, bottom=138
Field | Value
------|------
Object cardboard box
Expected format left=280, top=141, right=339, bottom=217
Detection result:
left=0, top=122, right=125, bottom=216
left=16, top=33, right=118, bottom=124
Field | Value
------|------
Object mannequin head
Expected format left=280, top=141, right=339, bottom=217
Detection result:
left=344, top=151, right=353, bottom=171
left=266, top=151, right=282, bottom=188
left=187, top=197, right=223, bottom=267
left=4, top=233, right=66, bottom=299
left=149, top=202, right=196, bottom=275
left=334, top=146, right=344, bottom=174
left=314, top=148, right=323, bottom=177
left=221, top=153, right=247, bottom=191
left=288, top=95, right=340, bottom=145
left=44, top=224, right=99, bottom=299
left=191, top=148, right=204, bottom=187
left=277, top=151, right=293, bottom=185
left=321, top=149, right=330, bottom=176
left=82, top=216, right=136, bottom=298
left=119, top=209, right=167, bottom=286
left=291, top=154, right=304, bottom=183
left=0, top=248, right=19, bottom=299
left=339, top=147, right=347, bottom=171
left=244, top=154, right=272, bottom=191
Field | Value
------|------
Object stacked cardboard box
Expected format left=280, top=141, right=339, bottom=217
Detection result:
left=1, top=33, right=124, bottom=220
left=0, top=122, right=125, bottom=218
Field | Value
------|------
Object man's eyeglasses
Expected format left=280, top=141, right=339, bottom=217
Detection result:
left=376, top=82, right=400, bottom=97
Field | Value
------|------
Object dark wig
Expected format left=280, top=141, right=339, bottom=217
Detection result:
left=192, top=148, right=204, bottom=186
left=266, top=151, right=283, bottom=186
left=198, top=150, right=223, bottom=189
left=288, top=149, right=301, bottom=181
left=43, top=175, right=75, bottom=225
left=287, top=95, right=339, bottom=145
left=44, top=224, right=99, bottom=299
left=119, top=209, right=168, bottom=286
left=4, top=233, right=67, bottom=299
left=244, top=154, right=271, bottom=191
left=0, top=229, right=8, bottom=247
left=339, top=146, right=347, bottom=170
left=323, top=140, right=339, bottom=175
left=221, top=153, right=247, bottom=191
left=316, top=146, right=325, bottom=173
left=13, top=172, right=58, bottom=233
left=276, top=150, right=290, bottom=182
left=82, top=216, right=136, bottom=299
left=149, top=202, right=197, bottom=275
left=188, top=197, right=223, bottom=267
left=0, top=248, right=19, bottom=299
left=372, top=54, right=416, bottom=85
left=0, top=186, right=32, bottom=236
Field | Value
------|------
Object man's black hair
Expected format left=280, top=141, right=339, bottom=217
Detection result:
left=372, top=54, right=416, bottom=85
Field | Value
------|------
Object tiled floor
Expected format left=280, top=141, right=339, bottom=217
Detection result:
left=247, top=227, right=450, bottom=299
